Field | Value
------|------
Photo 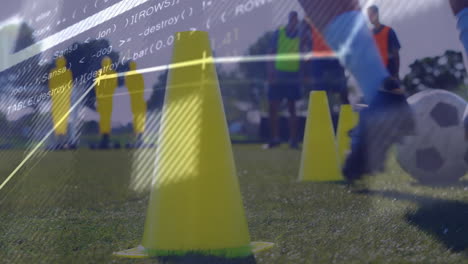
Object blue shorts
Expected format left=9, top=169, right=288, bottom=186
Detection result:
left=308, top=58, right=347, bottom=93
left=268, top=71, right=301, bottom=101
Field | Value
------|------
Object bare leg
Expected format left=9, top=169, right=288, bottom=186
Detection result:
left=297, top=0, right=414, bottom=181
left=287, top=99, right=298, bottom=146
left=453, top=0, right=468, bottom=140
left=340, top=84, right=350, bottom=105
left=269, top=100, right=281, bottom=142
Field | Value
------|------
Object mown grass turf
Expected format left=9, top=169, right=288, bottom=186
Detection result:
left=0, top=145, right=467, bottom=263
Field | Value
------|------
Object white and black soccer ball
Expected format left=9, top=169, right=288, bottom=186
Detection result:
left=396, top=89, right=468, bottom=185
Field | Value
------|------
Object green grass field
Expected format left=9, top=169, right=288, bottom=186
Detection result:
left=0, top=145, right=467, bottom=263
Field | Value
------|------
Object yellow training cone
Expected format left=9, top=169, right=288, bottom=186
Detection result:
left=336, top=104, right=358, bottom=165
left=299, top=91, right=341, bottom=182
left=114, top=31, right=273, bottom=259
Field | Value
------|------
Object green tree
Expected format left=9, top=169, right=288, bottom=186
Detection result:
left=58, top=39, right=127, bottom=111
left=147, top=71, right=168, bottom=112
left=403, top=50, right=467, bottom=96
left=1, top=22, right=49, bottom=112
left=239, top=31, right=274, bottom=81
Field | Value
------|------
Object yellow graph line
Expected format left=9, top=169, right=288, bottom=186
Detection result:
left=0, top=51, right=338, bottom=192
left=0, top=81, right=98, bottom=191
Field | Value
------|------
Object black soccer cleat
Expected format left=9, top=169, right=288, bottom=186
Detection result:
left=342, top=78, right=415, bottom=183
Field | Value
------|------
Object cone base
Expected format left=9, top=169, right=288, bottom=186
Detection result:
left=112, top=242, right=274, bottom=259
left=251, top=241, right=275, bottom=253
left=113, top=245, right=147, bottom=259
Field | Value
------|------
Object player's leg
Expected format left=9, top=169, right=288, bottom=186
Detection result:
left=297, top=0, right=414, bottom=181
left=332, top=60, right=350, bottom=105
left=451, top=0, right=468, bottom=141
left=464, top=109, right=468, bottom=140
left=266, top=100, right=281, bottom=148
left=321, top=59, right=347, bottom=130
left=287, top=99, right=299, bottom=149
left=298, top=0, right=393, bottom=102
left=287, top=74, right=301, bottom=149
left=329, top=60, right=350, bottom=131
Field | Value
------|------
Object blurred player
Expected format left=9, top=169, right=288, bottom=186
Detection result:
left=450, top=1, right=468, bottom=140
left=301, top=18, right=349, bottom=130
left=297, top=0, right=468, bottom=182
left=367, top=5, right=401, bottom=79
left=465, top=116, right=468, bottom=140
left=297, top=0, right=413, bottom=182
left=265, top=11, right=301, bottom=149
left=125, top=61, right=147, bottom=148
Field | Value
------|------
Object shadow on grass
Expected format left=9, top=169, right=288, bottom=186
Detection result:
left=156, top=254, right=257, bottom=264
left=0, top=149, right=135, bottom=211
left=409, top=180, right=468, bottom=188
left=0, top=149, right=136, bottom=262
left=357, top=189, right=468, bottom=253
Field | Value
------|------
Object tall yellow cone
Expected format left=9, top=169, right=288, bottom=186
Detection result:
left=299, top=91, right=341, bottom=182
left=114, top=31, right=272, bottom=259
left=336, top=104, right=358, bottom=164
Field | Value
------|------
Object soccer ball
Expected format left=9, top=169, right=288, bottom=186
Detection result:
left=396, top=89, right=468, bottom=185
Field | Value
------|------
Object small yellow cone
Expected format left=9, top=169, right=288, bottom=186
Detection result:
left=336, top=104, right=358, bottom=165
left=114, top=31, right=272, bottom=259
left=299, top=91, right=342, bottom=182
